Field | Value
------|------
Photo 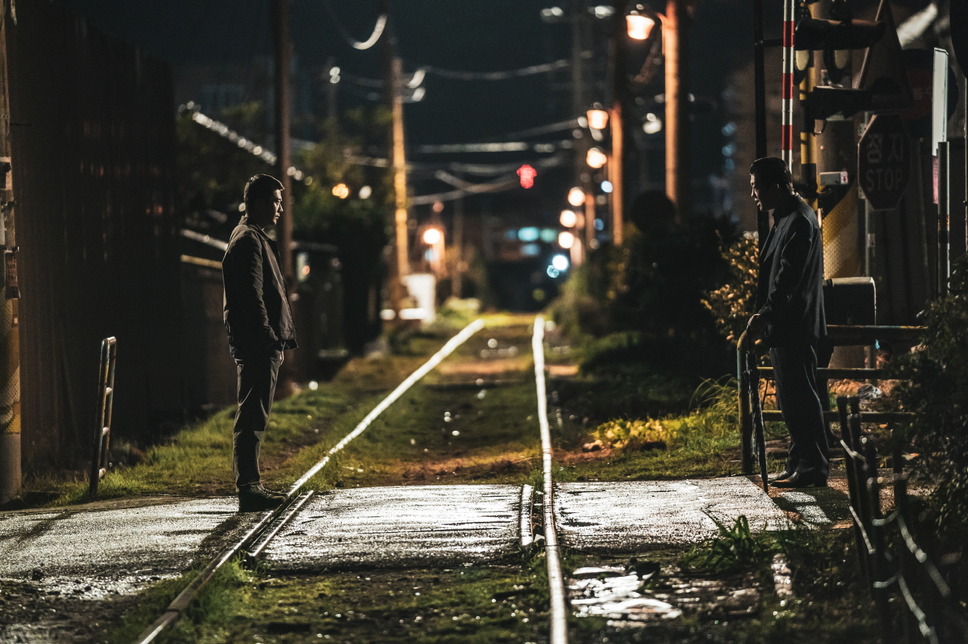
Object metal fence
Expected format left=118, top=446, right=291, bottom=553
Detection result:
left=839, top=396, right=968, bottom=643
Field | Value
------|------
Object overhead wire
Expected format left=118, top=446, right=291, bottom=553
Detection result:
left=320, top=0, right=386, bottom=51
left=183, top=106, right=568, bottom=204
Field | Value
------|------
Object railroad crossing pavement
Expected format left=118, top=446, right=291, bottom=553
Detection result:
left=555, top=478, right=805, bottom=550
left=0, top=497, right=249, bottom=598
left=0, top=476, right=830, bottom=591
left=260, top=484, right=521, bottom=571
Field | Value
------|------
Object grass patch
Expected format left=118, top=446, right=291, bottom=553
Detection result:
left=180, top=562, right=549, bottom=643
left=555, top=377, right=744, bottom=481
left=30, top=321, right=485, bottom=507
left=320, top=323, right=543, bottom=488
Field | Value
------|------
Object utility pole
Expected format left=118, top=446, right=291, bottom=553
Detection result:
left=0, top=6, right=21, bottom=504
left=382, top=3, right=409, bottom=311
left=664, top=0, right=689, bottom=220
left=610, top=0, right=629, bottom=245
left=273, top=0, right=293, bottom=282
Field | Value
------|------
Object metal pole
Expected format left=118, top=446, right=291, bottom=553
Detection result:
left=781, top=0, right=795, bottom=170
left=752, top=0, right=770, bottom=247
left=938, top=140, right=950, bottom=294
left=571, top=0, right=589, bottom=260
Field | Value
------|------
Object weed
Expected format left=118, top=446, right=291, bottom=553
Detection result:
left=680, top=515, right=775, bottom=574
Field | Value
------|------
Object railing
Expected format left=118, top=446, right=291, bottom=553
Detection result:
left=839, top=395, right=968, bottom=643
left=88, top=337, right=117, bottom=498
left=737, top=325, right=923, bottom=486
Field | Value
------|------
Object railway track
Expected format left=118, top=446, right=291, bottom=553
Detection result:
left=134, top=316, right=570, bottom=643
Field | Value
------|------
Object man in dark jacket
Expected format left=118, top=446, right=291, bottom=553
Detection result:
left=223, top=174, right=298, bottom=511
left=746, top=157, right=828, bottom=488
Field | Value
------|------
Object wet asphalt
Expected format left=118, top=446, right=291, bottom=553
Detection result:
left=0, top=477, right=822, bottom=599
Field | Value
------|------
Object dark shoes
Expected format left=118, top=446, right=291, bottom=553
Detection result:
left=238, top=483, right=287, bottom=512
left=771, top=469, right=828, bottom=488
left=768, top=470, right=795, bottom=484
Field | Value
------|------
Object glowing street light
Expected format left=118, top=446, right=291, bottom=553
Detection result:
left=642, top=112, right=663, bottom=135
left=585, top=105, right=609, bottom=130
left=421, top=226, right=443, bottom=246
left=559, top=209, right=578, bottom=228
left=558, top=231, right=576, bottom=249
left=585, top=146, right=608, bottom=169
left=626, top=10, right=658, bottom=40
left=567, top=187, right=586, bottom=208
left=332, top=182, right=350, bottom=199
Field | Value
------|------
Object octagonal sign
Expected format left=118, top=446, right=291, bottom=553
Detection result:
left=858, top=113, right=911, bottom=211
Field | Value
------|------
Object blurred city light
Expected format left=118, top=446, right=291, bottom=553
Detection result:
left=422, top=226, right=443, bottom=245
left=358, top=185, right=373, bottom=199
left=600, top=180, right=614, bottom=193
left=551, top=254, right=570, bottom=271
left=643, top=112, right=663, bottom=134
left=559, top=209, right=578, bottom=228
left=518, top=226, right=540, bottom=242
left=585, top=146, right=607, bottom=169
left=558, top=231, right=575, bottom=249
left=567, top=187, right=585, bottom=207
left=586, top=105, right=609, bottom=130
left=332, top=183, right=350, bottom=199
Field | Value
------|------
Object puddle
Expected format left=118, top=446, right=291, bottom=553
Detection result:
left=569, top=565, right=682, bottom=626
left=568, top=563, right=763, bottom=629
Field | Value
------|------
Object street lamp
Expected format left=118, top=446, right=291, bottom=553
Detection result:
left=586, top=105, right=610, bottom=130
left=625, top=2, right=688, bottom=219
left=585, top=147, right=608, bottom=169
left=567, top=186, right=586, bottom=208
left=626, top=9, right=658, bottom=40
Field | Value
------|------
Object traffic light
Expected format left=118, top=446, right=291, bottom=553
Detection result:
left=517, top=164, right=537, bottom=189
left=796, top=13, right=885, bottom=120
left=795, top=17, right=885, bottom=85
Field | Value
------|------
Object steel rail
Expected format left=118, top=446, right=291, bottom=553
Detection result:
left=133, top=318, right=485, bottom=643
left=532, top=316, right=569, bottom=644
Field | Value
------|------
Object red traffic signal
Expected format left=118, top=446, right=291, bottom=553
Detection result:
left=517, top=164, right=537, bottom=189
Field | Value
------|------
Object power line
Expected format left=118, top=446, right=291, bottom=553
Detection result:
left=320, top=0, right=386, bottom=51
left=416, top=58, right=571, bottom=81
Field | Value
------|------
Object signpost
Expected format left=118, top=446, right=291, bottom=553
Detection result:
left=858, top=113, right=910, bottom=211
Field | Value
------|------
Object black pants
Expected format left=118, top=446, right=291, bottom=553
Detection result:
left=769, top=343, right=828, bottom=475
left=233, top=350, right=284, bottom=489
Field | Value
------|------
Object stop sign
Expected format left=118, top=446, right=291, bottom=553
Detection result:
left=858, top=113, right=910, bottom=210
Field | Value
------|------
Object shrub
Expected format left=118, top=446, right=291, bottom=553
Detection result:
left=893, top=255, right=968, bottom=544
left=702, top=233, right=759, bottom=344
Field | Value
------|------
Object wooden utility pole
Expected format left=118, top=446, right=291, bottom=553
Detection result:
left=382, top=3, right=409, bottom=311
left=664, top=0, right=689, bottom=220
left=610, top=0, right=629, bottom=245
left=273, top=0, right=293, bottom=282
left=390, top=54, right=409, bottom=285
left=0, top=5, right=21, bottom=503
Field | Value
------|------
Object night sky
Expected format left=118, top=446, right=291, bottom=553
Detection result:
left=56, top=1, right=748, bottom=147
left=54, top=0, right=753, bottom=220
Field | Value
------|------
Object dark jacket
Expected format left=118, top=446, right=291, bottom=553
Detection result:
left=222, top=217, right=297, bottom=358
left=755, top=194, right=826, bottom=347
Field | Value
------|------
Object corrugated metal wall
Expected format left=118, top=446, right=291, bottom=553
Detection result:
left=6, top=3, right=184, bottom=469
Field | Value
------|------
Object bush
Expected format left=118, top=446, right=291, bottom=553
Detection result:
left=893, top=255, right=968, bottom=544
left=702, top=233, right=759, bottom=343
